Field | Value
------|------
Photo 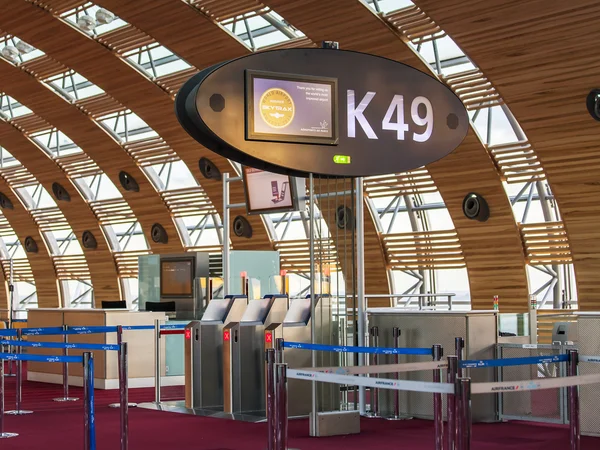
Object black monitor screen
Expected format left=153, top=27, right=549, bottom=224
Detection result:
left=245, top=70, right=338, bottom=145
left=160, top=259, right=194, bottom=297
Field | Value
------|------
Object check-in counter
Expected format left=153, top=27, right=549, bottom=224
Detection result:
left=367, top=309, right=497, bottom=422
left=27, top=308, right=166, bottom=389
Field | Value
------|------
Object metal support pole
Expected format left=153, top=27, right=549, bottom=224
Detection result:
left=0, top=357, right=18, bottom=438
left=356, top=176, right=366, bottom=416
left=456, top=377, right=471, bottom=450
left=447, top=356, right=458, bottom=450
left=6, top=328, right=32, bottom=415
left=154, top=320, right=161, bottom=404
left=274, top=363, right=288, bottom=450
left=266, top=349, right=276, bottom=450
left=567, top=349, right=580, bottom=450
left=309, top=173, right=318, bottom=436
left=54, top=325, right=78, bottom=402
left=367, top=326, right=379, bottom=417
left=455, top=337, right=464, bottom=378
left=223, top=173, right=230, bottom=297
left=119, top=342, right=129, bottom=450
left=432, top=344, right=443, bottom=450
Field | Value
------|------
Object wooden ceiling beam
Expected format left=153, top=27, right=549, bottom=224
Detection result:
left=1, top=0, right=272, bottom=252
left=0, top=58, right=183, bottom=254
left=0, top=121, right=120, bottom=302
left=411, top=0, right=600, bottom=310
left=0, top=178, right=59, bottom=308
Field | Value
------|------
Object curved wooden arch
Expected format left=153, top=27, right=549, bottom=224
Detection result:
left=0, top=59, right=183, bottom=254
left=0, top=121, right=120, bottom=301
left=410, top=0, right=600, bottom=310
left=0, top=0, right=272, bottom=252
left=260, top=0, right=530, bottom=310
left=92, top=0, right=390, bottom=296
left=0, top=178, right=59, bottom=307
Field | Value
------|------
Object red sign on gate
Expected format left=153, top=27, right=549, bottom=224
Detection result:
left=265, top=332, right=272, bottom=344
left=185, top=329, right=191, bottom=340
left=224, top=330, right=231, bottom=341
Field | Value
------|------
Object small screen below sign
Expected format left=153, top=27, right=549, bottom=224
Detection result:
left=242, top=166, right=299, bottom=215
left=246, top=70, right=338, bottom=145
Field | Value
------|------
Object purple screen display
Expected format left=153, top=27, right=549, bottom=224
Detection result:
left=252, top=77, right=333, bottom=138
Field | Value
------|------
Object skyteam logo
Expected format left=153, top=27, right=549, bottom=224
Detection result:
left=525, top=381, right=542, bottom=391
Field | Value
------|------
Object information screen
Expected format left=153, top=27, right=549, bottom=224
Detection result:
left=160, top=259, right=194, bottom=297
left=243, top=166, right=298, bottom=214
left=246, top=70, right=338, bottom=145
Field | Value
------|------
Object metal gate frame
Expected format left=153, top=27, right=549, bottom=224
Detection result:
left=496, top=343, right=576, bottom=424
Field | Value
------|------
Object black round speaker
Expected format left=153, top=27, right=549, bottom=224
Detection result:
left=233, top=216, right=252, bottom=238
left=81, top=231, right=98, bottom=249
left=199, top=157, right=221, bottom=180
left=151, top=223, right=168, bottom=244
left=462, top=193, right=490, bottom=222
left=587, top=89, right=600, bottom=121
left=24, top=236, right=38, bottom=253
left=119, top=171, right=140, bottom=192
left=0, top=192, right=13, bottom=210
left=52, top=182, right=71, bottom=202
left=336, top=205, right=354, bottom=230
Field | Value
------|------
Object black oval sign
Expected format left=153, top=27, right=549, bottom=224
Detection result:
left=176, top=49, right=468, bottom=177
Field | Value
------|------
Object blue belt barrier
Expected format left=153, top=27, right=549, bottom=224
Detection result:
left=460, top=354, right=568, bottom=369
left=160, top=324, right=187, bottom=330
left=0, top=340, right=119, bottom=352
left=0, top=329, right=17, bottom=337
left=22, top=327, right=70, bottom=336
left=282, top=341, right=433, bottom=356
left=0, top=352, right=83, bottom=364
left=66, top=326, right=118, bottom=335
left=122, top=325, right=154, bottom=331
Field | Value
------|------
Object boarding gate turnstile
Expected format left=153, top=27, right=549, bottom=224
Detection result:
left=185, top=295, right=247, bottom=410
left=223, top=295, right=288, bottom=415
left=282, top=295, right=338, bottom=417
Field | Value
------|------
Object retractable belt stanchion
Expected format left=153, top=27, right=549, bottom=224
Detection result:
left=367, top=326, right=379, bottom=418
left=5, top=328, right=32, bottom=415
left=446, top=356, right=458, bottom=450
left=567, top=349, right=580, bottom=450
left=455, top=337, right=464, bottom=378
left=266, top=349, right=276, bottom=450
left=0, top=355, right=18, bottom=438
left=432, top=344, right=443, bottom=450
left=275, top=338, right=284, bottom=364
left=54, top=324, right=78, bottom=402
left=110, top=326, right=137, bottom=409
left=154, top=320, right=161, bottom=405
left=274, top=363, right=288, bottom=450
left=119, top=342, right=129, bottom=450
left=83, top=352, right=96, bottom=450
left=456, top=377, right=471, bottom=450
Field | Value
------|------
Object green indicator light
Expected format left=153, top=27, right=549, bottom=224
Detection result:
left=333, top=155, right=351, bottom=164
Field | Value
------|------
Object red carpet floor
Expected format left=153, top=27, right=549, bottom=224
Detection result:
left=2, top=363, right=600, bottom=449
